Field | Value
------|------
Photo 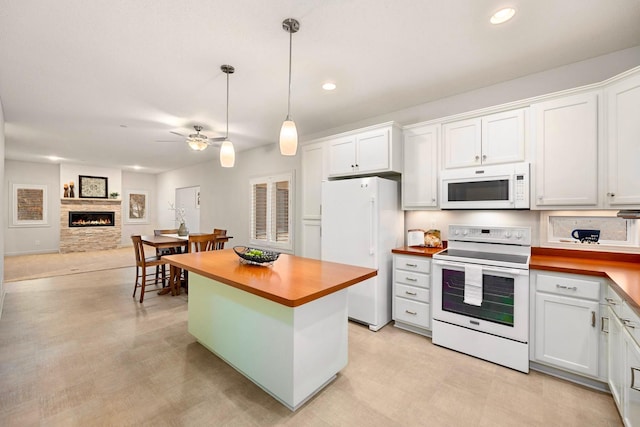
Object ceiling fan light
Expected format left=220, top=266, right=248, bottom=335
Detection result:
left=220, top=140, right=235, bottom=168
left=279, top=119, right=298, bottom=156
left=188, top=138, right=208, bottom=151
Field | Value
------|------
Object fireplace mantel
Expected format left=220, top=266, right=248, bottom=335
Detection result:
left=60, top=198, right=122, bottom=253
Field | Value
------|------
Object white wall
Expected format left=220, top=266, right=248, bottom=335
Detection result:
left=156, top=143, right=301, bottom=253
left=60, top=164, right=122, bottom=199
left=0, top=96, right=5, bottom=310
left=121, top=171, right=157, bottom=245
left=4, top=160, right=60, bottom=255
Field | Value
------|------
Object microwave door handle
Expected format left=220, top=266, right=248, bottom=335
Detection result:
left=509, top=174, right=515, bottom=204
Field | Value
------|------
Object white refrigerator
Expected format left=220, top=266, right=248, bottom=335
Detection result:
left=321, top=177, right=404, bottom=331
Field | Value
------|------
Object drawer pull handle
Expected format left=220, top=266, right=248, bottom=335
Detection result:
left=405, top=310, right=417, bottom=315
left=405, top=263, right=418, bottom=267
left=632, top=367, right=640, bottom=392
left=601, top=316, right=609, bottom=333
left=406, top=277, right=417, bottom=282
left=622, top=319, right=636, bottom=329
left=556, top=284, right=577, bottom=291
left=405, top=291, right=417, bottom=296
left=605, top=297, right=618, bottom=306
left=592, top=311, right=596, bottom=328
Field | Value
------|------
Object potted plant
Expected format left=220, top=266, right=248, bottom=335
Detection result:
left=109, top=192, right=119, bottom=199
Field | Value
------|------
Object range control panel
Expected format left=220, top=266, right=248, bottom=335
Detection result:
left=448, top=225, right=531, bottom=246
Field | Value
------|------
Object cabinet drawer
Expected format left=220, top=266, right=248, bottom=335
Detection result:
left=395, top=270, right=430, bottom=288
left=622, top=301, right=640, bottom=347
left=537, top=273, right=600, bottom=300
left=395, top=255, right=431, bottom=273
left=606, top=285, right=624, bottom=318
left=395, top=283, right=429, bottom=303
left=395, top=298, right=430, bottom=328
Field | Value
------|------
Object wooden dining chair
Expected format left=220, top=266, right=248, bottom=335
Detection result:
left=212, top=228, right=228, bottom=250
left=172, top=233, right=220, bottom=296
left=188, top=233, right=219, bottom=253
left=131, top=235, right=170, bottom=303
left=153, top=228, right=179, bottom=280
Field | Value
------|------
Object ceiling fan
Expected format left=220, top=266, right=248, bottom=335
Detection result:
left=162, top=125, right=225, bottom=151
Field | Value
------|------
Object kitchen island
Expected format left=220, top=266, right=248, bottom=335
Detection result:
left=163, top=249, right=377, bottom=411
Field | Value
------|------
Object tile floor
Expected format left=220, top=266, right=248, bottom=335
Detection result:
left=0, top=266, right=623, bottom=426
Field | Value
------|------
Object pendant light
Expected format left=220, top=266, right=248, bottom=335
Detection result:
left=279, top=18, right=300, bottom=156
left=219, top=64, right=236, bottom=168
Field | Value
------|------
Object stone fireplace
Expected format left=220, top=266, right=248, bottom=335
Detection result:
left=60, top=199, right=121, bottom=253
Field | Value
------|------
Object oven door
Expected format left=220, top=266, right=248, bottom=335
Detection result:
left=432, top=259, right=529, bottom=343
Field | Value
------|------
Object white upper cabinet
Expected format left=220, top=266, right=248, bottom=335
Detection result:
left=605, top=71, right=640, bottom=208
left=531, top=91, right=600, bottom=208
left=301, top=141, right=326, bottom=220
left=327, top=123, right=402, bottom=178
left=402, top=124, right=439, bottom=209
left=443, top=108, right=526, bottom=169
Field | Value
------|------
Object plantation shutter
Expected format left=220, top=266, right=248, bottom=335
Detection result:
left=252, top=182, right=268, bottom=241
left=249, top=172, right=294, bottom=251
left=274, top=180, right=289, bottom=243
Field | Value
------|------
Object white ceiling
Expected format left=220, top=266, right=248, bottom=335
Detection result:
left=1, top=0, right=639, bottom=174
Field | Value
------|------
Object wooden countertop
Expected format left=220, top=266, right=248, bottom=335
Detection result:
left=530, top=248, right=640, bottom=313
left=391, top=246, right=445, bottom=257
left=163, top=249, right=377, bottom=307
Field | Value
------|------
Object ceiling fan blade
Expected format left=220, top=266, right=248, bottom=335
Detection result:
left=209, top=136, right=226, bottom=142
left=169, top=130, right=186, bottom=137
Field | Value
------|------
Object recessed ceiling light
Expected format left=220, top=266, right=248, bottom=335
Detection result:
left=132, top=165, right=142, bottom=170
left=47, top=155, right=62, bottom=161
left=490, top=7, right=516, bottom=24
left=322, top=82, right=336, bottom=91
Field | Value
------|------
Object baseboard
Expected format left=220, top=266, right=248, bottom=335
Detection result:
left=5, top=249, right=60, bottom=256
left=529, top=361, right=610, bottom=393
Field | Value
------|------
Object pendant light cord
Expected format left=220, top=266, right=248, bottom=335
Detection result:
left=286, top=28, right=292, bottom=120
left=226, top=69, right=230, bottom=139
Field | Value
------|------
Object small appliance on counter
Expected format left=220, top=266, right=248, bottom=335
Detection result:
left=407, top=229, right=442, bottom=248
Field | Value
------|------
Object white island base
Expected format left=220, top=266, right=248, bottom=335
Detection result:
left=188, top=273, right=349, bottom=411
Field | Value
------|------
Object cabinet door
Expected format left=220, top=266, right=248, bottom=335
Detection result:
left=301, top=142, right=325, bottom=220
left=481, top=108, right=526, bottom=165
left=610, top=306, right=625, bottom=410
left=328, top=135, right=357, bottom=176
left=355, top=128, right=390, bottom=173
left=606, top=72, right=640, bottom=207
left=532, top=92, right=599, bottom=207
left=535, top=292, right=599, bottom=376
left=626, top=335, right=640, bottom=427
left=402, top=125, right=439, bottom=209
left=443, top=118, right=481, bottom=168
left=301, top=219, right=321, bottom=260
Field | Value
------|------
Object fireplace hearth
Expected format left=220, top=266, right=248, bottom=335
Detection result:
left=69, top=211, right=115, bottom=227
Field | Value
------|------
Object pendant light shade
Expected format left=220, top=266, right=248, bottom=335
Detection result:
left=279, top=120, right=298, bottom=155
left=280, top=18, right=299, bottom=156
left=220, top=64, right=235, bottom=168
left=219, top=140, right=235, bottom=167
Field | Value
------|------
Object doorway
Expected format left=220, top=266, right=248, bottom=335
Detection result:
left=175, top=186, right=200, bottom=233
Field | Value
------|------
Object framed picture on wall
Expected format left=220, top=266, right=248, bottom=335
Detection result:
left=11, top=183, right=48, bottom=227
left=125, top=190, right=149, bottom=224
left=79, top=175, right=108, bottom=198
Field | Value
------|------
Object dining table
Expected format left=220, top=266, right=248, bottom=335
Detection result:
left=140, top=234, right=189, bottom=295
left=154, top=233, right=234, bottom=296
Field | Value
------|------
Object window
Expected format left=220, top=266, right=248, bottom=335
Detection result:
left=540, top=211, right=639, bottom=252
left=250, top=172, right=294, bottom=251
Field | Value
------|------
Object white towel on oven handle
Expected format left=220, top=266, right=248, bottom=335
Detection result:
left=464, top=264, right=483, bottom=306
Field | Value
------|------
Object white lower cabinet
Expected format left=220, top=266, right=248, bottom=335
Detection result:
left=625, top=335, right=640, bottom=426
left=605, top=285, right=640, bottom=426
left=532, top=271, right=604, bottom=378
left=392, top=254, right=431, bottom=336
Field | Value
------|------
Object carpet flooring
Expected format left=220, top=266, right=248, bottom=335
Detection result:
left=3, top=246, right=151, bottom=282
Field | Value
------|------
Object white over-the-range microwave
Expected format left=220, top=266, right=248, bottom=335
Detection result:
left=440, top=162, right=530, bottom=209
